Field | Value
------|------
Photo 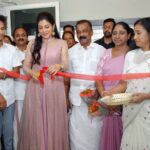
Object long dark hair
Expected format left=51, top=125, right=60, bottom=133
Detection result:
left=32, top=12, right=60, bottom=65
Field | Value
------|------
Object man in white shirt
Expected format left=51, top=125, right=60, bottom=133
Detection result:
left=0, top=15, right=21, bottom=150
left=68, top=20, right=105, bottom=150
left=12, top=27, right=28, bottom=150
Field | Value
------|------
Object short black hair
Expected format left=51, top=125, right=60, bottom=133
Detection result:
left=0, top=15, right=6, bottom=28
left=63, top=24, right=75, bottom=32
left=12, top=27, right=28, bottom=37
left=76, top=19, right=92, bottom=30
left=103, top=18, right=116, bottom=26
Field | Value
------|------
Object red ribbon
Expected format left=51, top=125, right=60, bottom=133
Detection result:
left=57, top=72, right=150, bottom=81
left=38, top=67, right=48, bottom=85
left=38, top=67, right=56, bottom=85
left=1, top=67, right=150, bottom=86
left=0, top=68, right=30, bottom=81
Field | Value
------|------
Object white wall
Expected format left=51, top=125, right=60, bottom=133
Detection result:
left=0, top=8, right=4, bottom=15
left=10, top=0, right=150, bottom=21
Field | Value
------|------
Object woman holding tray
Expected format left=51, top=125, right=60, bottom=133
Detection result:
left=96, top=22, right=131, bottom=150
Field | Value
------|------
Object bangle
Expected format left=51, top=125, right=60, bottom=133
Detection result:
left=60, top=64, right=64, bottom=70
left=56, top=64, right=64, bottom=71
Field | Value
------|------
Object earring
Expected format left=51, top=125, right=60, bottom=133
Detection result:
left=52, top=31, right=55, bottom=36
left=37, top=33, right=41, bottom=37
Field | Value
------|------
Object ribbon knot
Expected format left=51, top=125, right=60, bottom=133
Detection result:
left=38, top=67, right=56, bottom=86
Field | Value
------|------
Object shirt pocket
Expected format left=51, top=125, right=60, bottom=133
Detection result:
left=72, top=58, right=82, bottom=72
left=89, top=59, right=99, bottom=73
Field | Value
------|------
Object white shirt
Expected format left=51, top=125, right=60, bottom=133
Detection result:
left=0, top=43, right=21, bottom=107
left=68, top=42, right=105, bottom=106
left=15, top=47, right=27, bottom=100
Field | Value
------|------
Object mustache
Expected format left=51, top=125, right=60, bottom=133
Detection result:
left=18, top=39, right=25, bottom=41
left=79, top=36, right=87, bottom=40
left=104, top=31, right=111, bottom=35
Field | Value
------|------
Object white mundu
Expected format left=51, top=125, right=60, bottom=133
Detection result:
left=14, top=47, right=27, bottom=150
left=68, top=42, right=105, bottom=150
left=15, top=48, right=27, bottom=100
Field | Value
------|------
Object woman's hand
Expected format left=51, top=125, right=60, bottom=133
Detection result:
left=131, top=93, right=150, bottom=103
left=101, top=90, right=113, bottom=97
left=29, top=70, right=39, bottom=81
left=46, top=64, right=62, bottom=75
left=101, top=91, right=120, bottom=110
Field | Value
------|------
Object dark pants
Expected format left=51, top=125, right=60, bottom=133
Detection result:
left=0, top=104, right=15, bottom=150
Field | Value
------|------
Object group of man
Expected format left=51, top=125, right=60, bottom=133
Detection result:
left=0, top=15, right=28, bottom=150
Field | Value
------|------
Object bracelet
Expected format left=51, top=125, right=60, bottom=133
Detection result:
left=60, top=64, right=64, bottom=70
left=56, top=64, right=64, bottom=71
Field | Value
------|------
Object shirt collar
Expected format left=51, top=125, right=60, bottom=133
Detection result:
left=0, top=42, right=8, bottom=49
left=78, top=42, right=95, bottom=50
left=15, top=46, right=21, bottom=51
